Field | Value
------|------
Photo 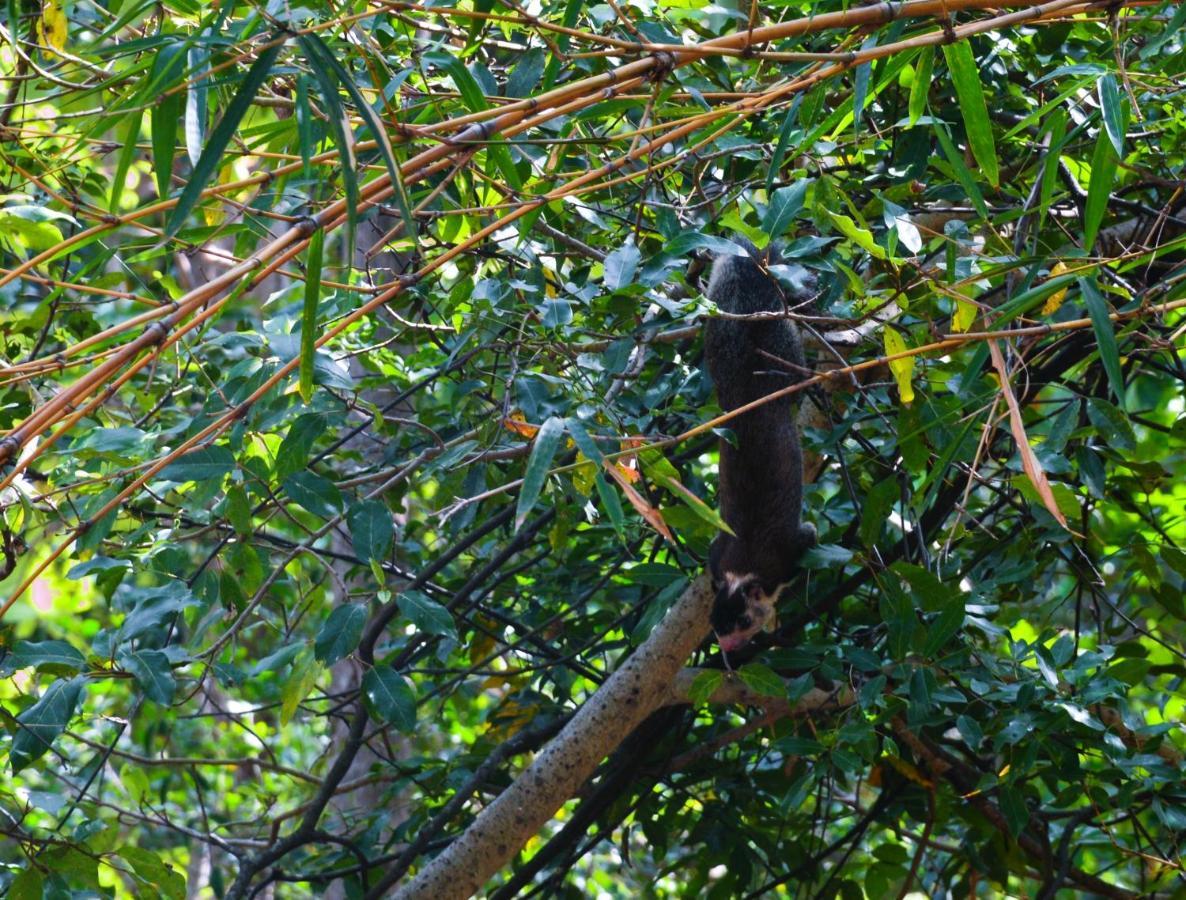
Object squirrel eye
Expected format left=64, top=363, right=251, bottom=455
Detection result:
left=736, top=614, right=752, bottom=629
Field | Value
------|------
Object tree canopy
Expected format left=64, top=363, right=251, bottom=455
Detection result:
left=2, top=0, right=1186, bottom=896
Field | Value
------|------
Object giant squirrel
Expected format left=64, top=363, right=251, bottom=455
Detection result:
left=704, top=239, right=816, bottom=653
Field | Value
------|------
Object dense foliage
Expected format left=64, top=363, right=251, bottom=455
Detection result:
left=2, top=0, right=1186, bottom=896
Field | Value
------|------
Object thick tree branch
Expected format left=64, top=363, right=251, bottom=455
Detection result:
left=390, top=574, right=714, bottom=899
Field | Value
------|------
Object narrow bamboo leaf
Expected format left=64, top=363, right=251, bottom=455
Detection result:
left=109, top=112, right=141, bottom=212
left=1098, top=73, right=1126, bottom=156
left=765, top=94, right=802, bottom=193
left=1036, top=108, right=1068, bottom=238
left=298, top=35, right=358, bottom=257
left=515, top=416, right=565, bottom=530
left=908, top=46, right=933, bottom=126
left=1083, top=127, right=1117, bottom=252
left=933, top=121, right=988, bottom=218
left=150, top=46, right=185, bottom=199
left=594, top=472, right=625, bottom=538
left=852, top=34, right=877, bottom=135
left=942, top=42, right=999, bottom=188
left=166, top=40, right=284, bottom=237
left=295, top=72, right=314, bottom=180
left=299, top=227, right=324, bottom=403
left=301, top=33, right=416, bottom=244
left=1079, top=277, right=1125, bottom=406
left=184, top=47, right=208, bottom=167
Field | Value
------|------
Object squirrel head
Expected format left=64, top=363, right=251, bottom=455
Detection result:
left=710, top=571, right=777, bottom=653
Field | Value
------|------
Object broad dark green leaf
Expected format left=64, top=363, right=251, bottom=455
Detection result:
left=738, top=663, right=786, bottom=699
left=762, top=180, right=809, bottom=242
left=347, top=500, right=394, bottom=563
left=687, top=669, right=723, bottom=706
left=284, top=471, right=343, bottom=519
left=299, top=234, right=323, bottom=399
left=11, top=678, right=84, bottom=772
left=118, top=846, right=186, bottom=900
left=314, top=602, right=367, bottom=664
left=397, top=590, right=457, bottom=640
left=276, top=413, right=326, bottom=480
left=8, top=640, right=86, bottom=673
left=161, top=445, right=235, bottom=483
left=603, top=239, right=640, bottom=291
left=362, top=667, right=417, bottom=731
left=515, top=416, right=565, bottom=530
left=121, top=649, right=176, bottom=705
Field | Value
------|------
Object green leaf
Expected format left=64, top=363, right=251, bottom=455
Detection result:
left=109, top=112, right=142, bottom=212
left=283, top=471, right=343, bottom=519
left=933, top=120, right=988, bottom=219
left=362, top=667, right=417, bottom=731
left=397, top=590, right=457, bottom=640
left=275, top=413, right=326, bottom=480
left=737, top=663, right=786, bottom=699
left=160, top=445, right=235, bottom=483
left=908, top=46, right=933, bottom=126
left=825, top=210, right=886, bottom=260
left=118, top=847, right=186, bottom=900
left=120, top=649, right=176, bottom=705
left=166, top=40, right=285, bottom=237
left=997, top=785, right=1029, bottom=838
left=11, top=677, right=84, bottom=772
left=1083, top=127, right=1118, bottom=252
left=762, top=180, right=809, bottom=242
left=299, top=39, right=357, bottom=256
left=1079, top=278, right=1125, bottom=406
left=687, top=669, right=723, bottom=706
left=1085, top=397, right=1135, bottom=451
left=314, top=602, right=367, bottom=664
left=603, top=239, right=641, bottom=291
left=301, top=33, right=416, bottom=244
left=8, top=867, right=44, bottom=900
left=347, top=499, right=394, bottom=563
left=765, top=95, right=802, bottom=193
left=150, top=46, right=185, bottom=200
left=923, top=597, right=965, bottom=658
left=1098, top=73, right=1126, bottom=156
left=8, top=640, right=86, bottom=672
left=942, top=41, right=998, bottom=187
left=184, top=47, right=208, bottom=167
left=299, top=227, right=324, bottom=404
left=515, top=416, right=565, bottom=530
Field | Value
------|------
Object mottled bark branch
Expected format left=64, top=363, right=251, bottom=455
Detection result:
left=391, top=574, right=714, bottom=900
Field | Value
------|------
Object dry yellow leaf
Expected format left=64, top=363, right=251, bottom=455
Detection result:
left=503, top=410, right=538, bottom=439
left=1041, top=261, right=1070, bottom=316
left=952, top=296, right=978, bottom=333
left=38, top=0, right=67, bottom=52
left=883, top=327, right=915, bottom=404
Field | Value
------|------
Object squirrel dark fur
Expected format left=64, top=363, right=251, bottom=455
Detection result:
left=704, top=239, right=816, bottom=653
